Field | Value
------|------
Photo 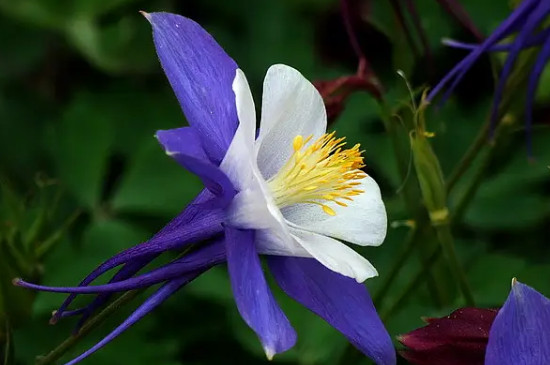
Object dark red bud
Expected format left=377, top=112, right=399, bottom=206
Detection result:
left=313, top=72, right=382, bottom=123
left=398, top=307, right=498, bottom=365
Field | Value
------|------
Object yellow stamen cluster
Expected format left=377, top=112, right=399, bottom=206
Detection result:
left=267, top=132, right=366, bottom=215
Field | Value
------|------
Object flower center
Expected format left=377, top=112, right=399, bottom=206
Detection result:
left=267, top=132, right=366, bottom=215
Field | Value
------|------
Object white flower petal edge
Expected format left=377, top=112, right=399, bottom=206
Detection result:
left=281, top=176, right=387, bottom=246
left=256, top=64, right=327, bottom=180
left=288, top=227, right=378, bottom=283
left=220, top=69, right=256, bottom=191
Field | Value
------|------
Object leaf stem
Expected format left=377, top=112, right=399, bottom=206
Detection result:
left=446, top=121, right=489, bottom=194
left=381, top=245, right=442, bottom=322
left=434, top=224, right=474, bottom=306
left=373, top=225, right=419, bottom=307
left=2, top=320, right=12, bottom=365
left=35, top=290, right=140, bottom=365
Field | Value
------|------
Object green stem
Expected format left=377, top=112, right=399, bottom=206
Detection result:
left=36, top=210, right=82, bottom=259
left=446, top=122, right=489, bottom=194
left=434, top=225, right=475, bottom=306
left=35, top=245, right=198, bottom=365
left=381, top=245, right=441, bottom=322
left=378, top=101, right=418, bottom=211
left=35, top=290, right=140, bottom=365
left=2, top=320, right=12, bottom=365
left=379, top=101, right=449, bottom=305
left=452, top=123, right=507, bottom=224
left=373, top=225, right=419, bottom=307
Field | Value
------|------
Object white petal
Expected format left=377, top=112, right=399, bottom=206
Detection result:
left=256, top=64, right=327, bottom=179
left=226, top=188, right=277, bottom=230
left=282, top=176, right=387, bottom=246
left=255, top=229, right=310, bottom=257
left=220, top=69, right=257, bottom=190
left=289, top=226, right=378, bottom=283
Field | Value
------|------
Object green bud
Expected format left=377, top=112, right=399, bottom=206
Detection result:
left=410, top=97, right=449, bottom=226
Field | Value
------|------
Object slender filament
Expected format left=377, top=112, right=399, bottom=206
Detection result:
left=267, top=132, right=366, bottom=215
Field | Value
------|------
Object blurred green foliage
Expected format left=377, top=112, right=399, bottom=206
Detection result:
left=2, top=0, right=550, bottom=364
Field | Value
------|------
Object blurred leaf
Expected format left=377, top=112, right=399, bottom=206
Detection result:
left=0, top=0, right=140, bottom=29
left=0, top=179, right=24, bottom=241
left=291, top=312, right=347, bottom=365
left=459, top=0, right=511, bottom=35
left=34, top=219, right=149, bottom=314
left=468, top=253, right=525, bottom=306
left=186, top=266, right=233, bottom=304
left=61, top=313, right=179, bottom=365
left=427, top=98, right=490, bottom=176
left=16, top=304, right=179, bottom=365
left=0, top=17, right=50, bottom=80
left=71, top=0, right=140, bottom=19
left=111, top=138, right=202, bottom=217
left=0, top=244, right=35, bottom=327
left=498, top=129, right=550, bottom=185
left=516, top=264, right=550, bottom=296
left=0, top=0, right=67, bottom=29
left=65, top=15, right=157, bottom=74
left=48, top=92, right=115, bottom=210
left=464, top=185, right=550, bottom=230
left=0, top=89, right=52, bottom=182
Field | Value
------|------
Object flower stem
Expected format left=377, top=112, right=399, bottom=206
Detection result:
left=381, top=245, right=442, bottom=322
left=35, top=290, right=140, bottom=365
left=434, top=224, right=475, bottom=306
left=446, top=121, right=489, bottom=194
left=373, top=226, right=419, bottom=308
left=379, top=101, right=451, bottom=306
left=452, top=121, right=509, bottom=223
left=2, top=320, right=13, bottom=365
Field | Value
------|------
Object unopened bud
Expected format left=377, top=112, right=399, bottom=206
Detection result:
left=399, top=307, right=498, bottom=365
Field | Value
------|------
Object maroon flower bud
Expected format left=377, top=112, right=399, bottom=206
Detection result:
left=398, top=307, right=498, bottom=365
left=313, top=60, right=383, bottom=122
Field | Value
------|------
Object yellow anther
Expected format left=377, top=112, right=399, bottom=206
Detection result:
left=322, top=205, right=336, bottom=216
left=293, top=135, right=304, bottom=151
left=267, top=131, right=367, bottom=215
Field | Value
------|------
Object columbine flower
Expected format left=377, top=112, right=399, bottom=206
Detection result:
left=399, top=279, right=550, bottom=365
left=427, top=0, right=550, bottom=153
left=14, top=12, right=395, bottom=365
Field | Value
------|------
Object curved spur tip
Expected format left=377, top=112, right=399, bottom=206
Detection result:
left=12, top=277, right=22, bottom=286
left=49, top=313, right=60, bottom=325
left=139, top=10, right=152, bottom=22
left=264, top=347, right=275, bottom=361
left=49, top=311, right=59, bottom=325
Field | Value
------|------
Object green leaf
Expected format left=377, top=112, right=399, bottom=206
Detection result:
left=33, top=219, right=149, bottom=315
left=48, top=91, right=115, bottom=210
left=0, top=17, right=49, bottom=80
left=464, top=183, right=550, bottom=230
left=0, top=0, right=142, bottom=29
left=111, top=138, right=203, bottom=217
left=468, top=253, right=526, bottom=306
left=65, top=15, right=157, bottom=74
